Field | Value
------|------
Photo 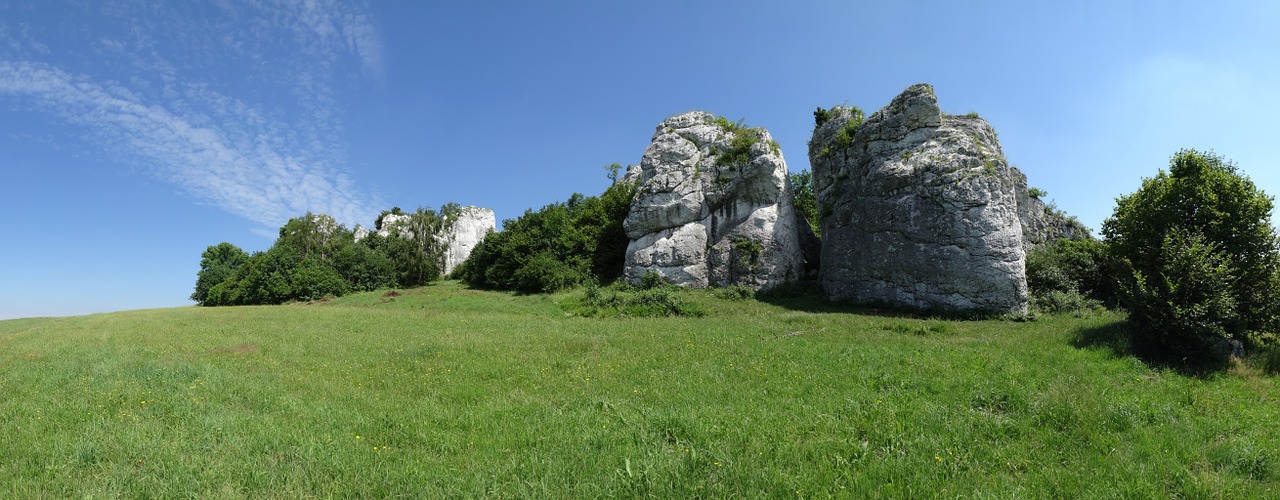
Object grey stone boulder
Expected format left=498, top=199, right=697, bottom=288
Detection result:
left=623, top=111, right=804, bottom=290
left=811, top=83, right=1028, bottom=313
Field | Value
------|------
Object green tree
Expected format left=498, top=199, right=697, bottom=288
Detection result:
left=1103, top=149, right=1280, bottom=357
left=456, top=170, right=636, bottom=293
left=790, top=169, right=819, bottom=237
left=1025, top=238, right=1116, bottom=308
left=191, top=242, right=250, bottom=304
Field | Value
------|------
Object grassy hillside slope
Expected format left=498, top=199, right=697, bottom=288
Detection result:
left=1, top=282, right=1276, bottom=497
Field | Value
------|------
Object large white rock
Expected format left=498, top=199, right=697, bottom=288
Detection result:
left=377, top=213, right=413, bottom=238
left=623, top=111, right=803, bottom=290
left=811, top=84, right=1028, bottom=313
left=441, top=206, right=496, bottom=276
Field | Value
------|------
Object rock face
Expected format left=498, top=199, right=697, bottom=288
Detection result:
left=377, top=214, right=412, bottom=238
left=811, top=83, right=1028, bottom=313
left=623, top=111, right=803, bottom=290
left=1011, top=168, right=1090, bottom=247
left=440, top=206, right=496, bottom=276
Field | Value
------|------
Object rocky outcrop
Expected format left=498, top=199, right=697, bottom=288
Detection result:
left=811, top=83, right=1028, bottom=313
left=1011, top=169, right=1090, bottom=247
left=377, top=213, right=412, bottom=238
left=440, top=206, right=496, bottom=276
left=623, top=111, right=803, bottom=290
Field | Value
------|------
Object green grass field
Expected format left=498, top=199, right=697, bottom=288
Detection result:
left=2, top=282, right=1277, bottom=497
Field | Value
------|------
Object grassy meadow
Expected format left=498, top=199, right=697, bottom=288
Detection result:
left=1, top=281, right=1277, bottom=497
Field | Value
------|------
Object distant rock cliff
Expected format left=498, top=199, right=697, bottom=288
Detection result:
left=810, top=84, right=1028, bottom=313
left=1011, top=168, right=1091, bottom=247
left=441, top=206, right=496, bottom=276
left=623, top=111, right=804, bottom=290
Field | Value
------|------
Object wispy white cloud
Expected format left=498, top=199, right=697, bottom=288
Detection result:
left=0, top=0, right=384, bottom=229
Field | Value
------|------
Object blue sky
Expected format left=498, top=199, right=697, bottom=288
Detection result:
left=2, top=0, right=1277, bottom=320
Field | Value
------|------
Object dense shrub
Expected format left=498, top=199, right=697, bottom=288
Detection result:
left=1025, top=238, right=1116, bottom=308
left=191, top=242, right=249, bottom=303
left=457, top=177, right=635, bottom=293
left=790, top=169, right=819, bottom=237
left=1103, top=149, right=1280, bottom=359
left=196, top=208, right=455, bottom=306
left=569, top=278, right=707, bottom=318
left=331, top=242, right=397, bottom=292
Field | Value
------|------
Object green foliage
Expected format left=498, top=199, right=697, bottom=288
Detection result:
left=790, top=169, right=819, bottom=237
left=715, top=127, right=763, bottom=168
left=1103, top=149, right=1280, bottom=358
left=1031, top=290, right=1103, bottom=315
left=457, top=178, right=635, bottom=293
left=831, top=107, right=865, bottom=150
left=331, top=240, right=397, bottom=292
left=813, top=106, right=831, bottom=128
left=715, top=284, right=756, bottom=301
left=199, top=207, right=455, bottom=306
left=730, top=235, right=762, bottom=267
left=190, top=242, right=249, bottom=304
left=1028, top=187, right=1047, bottom=199
left=965, top=111, right=981, bottom=119
left=288, top=258, right=350, bottom=301
left=570, top=280, right=707, bottom=318
left=1025, top=238, right=1116, bottom=307
left=1121, top=228, right=1240, bottom=358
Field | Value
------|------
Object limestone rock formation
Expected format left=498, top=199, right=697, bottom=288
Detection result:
left=623, top=111, right=803, bottom=290
left=811, top=83, right=1028, bottom=313
left=440, top=206, right=496, bottom=276
left=377, top=213, right=412, bottom=238
left=1011, top=169, right=1090, bottom=247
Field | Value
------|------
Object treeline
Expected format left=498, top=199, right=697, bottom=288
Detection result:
left=192, top=206, right=459, bottom=306
left=192, top=164, right=641, bottom=305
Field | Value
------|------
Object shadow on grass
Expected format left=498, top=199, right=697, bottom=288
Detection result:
left=1070, top=320, right=1232, bottom=377
left=753, top=280, right=1022, bottom=321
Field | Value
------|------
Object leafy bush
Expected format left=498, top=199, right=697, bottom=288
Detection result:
left=790, top=169, right=819, bottom=237
left=1031, top=290, right=1103, bottom=315
left=196, top=207, right=456, bottom=306
left=813, top=107, right=832, bottom=128
left=831, top=107, right=865, bottom=150
left=191, top=242, right=249, bottom=303
left=715, top=285, right=755, bottom=301
left=456, top=175, right=635, bottom=293
left=331, top=242, right=397, bottom=292
left=1025, top=238, right=1116, bottom=307
left=569, top=281, right=706, bottom=318
left=288, top=259, right=350, bottom=301
left=1103, top=149, right=1280, bottom=359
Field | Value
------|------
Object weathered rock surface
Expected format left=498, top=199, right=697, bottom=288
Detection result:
left=623, top=111, right=803, bottom=290
left=377, top=213, right=412, bottom=238
left=1011, top=168, right=1091, bottom=247
left=440, top=206, right=496, bottom=276
left=811, top=83, right=1028, bottom=313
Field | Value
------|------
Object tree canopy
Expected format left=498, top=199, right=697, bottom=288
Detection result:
left=1103, top=149, right=1280, bottom=357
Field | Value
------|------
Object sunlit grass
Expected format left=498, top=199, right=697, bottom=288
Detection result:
left=1, top=281, right=1276, bottom=497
